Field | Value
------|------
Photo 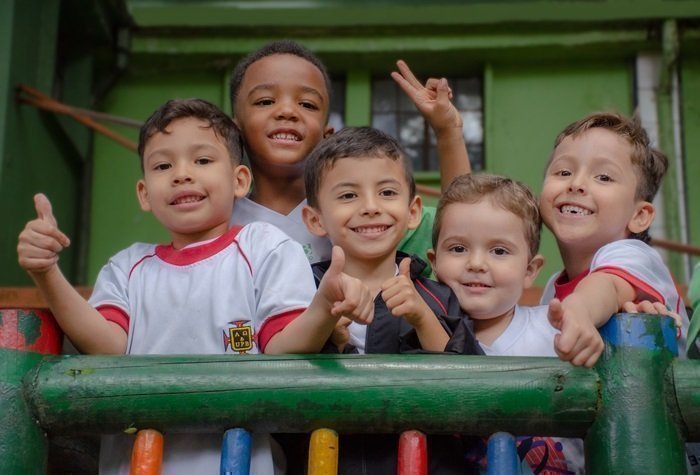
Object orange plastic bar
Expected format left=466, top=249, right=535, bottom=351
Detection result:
left=130, top=429, right=164, bottom=475
left=398, top=430, right=427, bottom=475
left=308, top=428, right=339, bottom=475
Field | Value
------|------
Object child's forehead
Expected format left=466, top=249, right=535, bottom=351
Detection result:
left=242, top=54, right=329, bottom=94
left=323, top=154, right=406, bottom=178
left=144, top=118, right=224, bottom=154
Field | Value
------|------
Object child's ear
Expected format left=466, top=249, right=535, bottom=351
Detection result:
left=233, top=164, right=252, bottom=198
left=407, top=195, right=423, bottom=230
left=427, top=248, right=437, bottom=270
left=301, top=205, right=328, bottom=237
left=136, top=179, right=151, bottom=212
left=628, top=200, right=655, bottom=235
left=523, top=254, right=545, bottom=289
left=323, top=126, right=334, bottom=138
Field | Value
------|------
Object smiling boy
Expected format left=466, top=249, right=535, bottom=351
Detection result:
left=17, top=98, right=372, bottom=474
left=539, top=112, right=689, bottom=363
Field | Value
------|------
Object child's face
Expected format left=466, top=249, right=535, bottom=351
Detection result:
left=303, top=156, right=421, bottom=263
left=137, top=117, right=251, bottom=248
left=540, top=128, right=654, bottom=256
left=233, top=54, right=332, bottom=172
left=429, top=200, right=542, bottom=327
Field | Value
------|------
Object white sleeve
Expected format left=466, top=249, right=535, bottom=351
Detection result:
left=540, top=272, right=559, bottom=305
left=241, top=223, right=317, bottom=326
left=591, top=240, right=681, bottom=310
left=87, top=243, right=154, bottom=314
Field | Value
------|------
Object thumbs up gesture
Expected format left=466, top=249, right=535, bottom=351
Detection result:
left=317, top=246, right=374, bottom=325
left=381, top=257, right=435, bottom=327
left=17, top=193, right=71, bottom=274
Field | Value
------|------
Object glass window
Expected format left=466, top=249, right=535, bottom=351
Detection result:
left=371, top=76, right=484, bottom=172
left=328, top=77, right=346, bottom=132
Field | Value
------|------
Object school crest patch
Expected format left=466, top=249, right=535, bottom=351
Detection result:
left=223, top=320, right=254, bottom=354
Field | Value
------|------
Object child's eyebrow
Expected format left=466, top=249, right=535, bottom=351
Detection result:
left=246, top=83, right=326, bottom=103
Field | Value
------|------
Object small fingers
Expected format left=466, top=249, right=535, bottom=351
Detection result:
left=395, top=59, right=421, bottom=87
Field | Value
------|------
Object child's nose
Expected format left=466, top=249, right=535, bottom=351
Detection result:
left=172, top=163, right=193, bottom=184
left=466, top=252, right=487, bottom=271
left=360, top=196, right=380, bottom=215
left=274, top=98, right=299, bottom=121
left=567, top=175, right=586, bottom=194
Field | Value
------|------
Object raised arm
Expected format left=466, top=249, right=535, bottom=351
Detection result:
left=391, top=60, right=470, bottom=190
left=264, top=246, right=374, bottom=354
left=17, top=194, right=127, bottom=354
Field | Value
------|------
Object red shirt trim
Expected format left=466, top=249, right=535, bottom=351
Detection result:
left=415, top=279, right=447, bottom=315
left=154, top=226, right=243, bottom=266
left=594, top=266, right=666, bottom=305
left=258, top=308, right=305, bottom=352
left=553, top=270, right=589, bottom=301
left=97, top=305, right=130, bottom=334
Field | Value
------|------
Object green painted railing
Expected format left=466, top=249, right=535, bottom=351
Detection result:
left=0, top=309, right=698, bottom=473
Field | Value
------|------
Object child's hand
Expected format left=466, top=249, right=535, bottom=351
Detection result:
left=622, top=300, right=683, bottom=333
left=17, top=193, right=71, bottom=274
left=381, top=257, right=435, bottom=327
left=391, top=60, right=462, bottom=133
left=317, top=246, right=374, bottom=325
left=548, top=297, right=604, bottom=368
left=330, top=317, right=352, bottom=352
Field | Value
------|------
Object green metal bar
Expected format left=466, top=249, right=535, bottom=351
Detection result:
left=657, top=19, right=684, bottom=279
left=127, top=2, right=700, bottom=27
left=585, top=313, right=686, bottom=473
left=24, top=354, right=598, bottom=436
left=131, top=30, right=650, bottom=56
left=673, top=359, right=700, bottom=441
left=0, top=309, right=63, bottom=474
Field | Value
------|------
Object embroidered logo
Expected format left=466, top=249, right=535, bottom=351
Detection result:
left=223, top=320, right=254, bottom=354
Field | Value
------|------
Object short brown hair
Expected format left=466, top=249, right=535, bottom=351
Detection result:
left=304, top=127, right=416, bottom=208
left=433, top=173, right=542, bottom=259
left=550, top=111, right=668, bottom=243
left=138, top=98, right=242, bottom=173
left=551, top=111, right=668, bottom=203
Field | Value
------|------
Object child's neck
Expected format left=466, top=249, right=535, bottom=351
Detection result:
left=249, top=171, right=305, bottom=215
left=559, top=245, right=596, bottom=281
left=342, top=252, right=399, bottom=297
left=170, top=222, right=229, bottom=250
left=474, top=307, right=516, bottom=346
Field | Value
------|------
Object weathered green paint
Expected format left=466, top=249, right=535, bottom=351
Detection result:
left=344, top=69, right=371, bottom=127
left=0, top=349, right=47, bottom=474
left=585, top=314, right=686, bottom=473
left=25, top=354, right=598, bottom=436
left=126, top=1, right=700, bottom=27
left=673, top=359, right=700, bottom=441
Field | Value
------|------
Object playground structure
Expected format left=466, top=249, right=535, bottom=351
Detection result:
left=1, top=308, right=699, bottom=473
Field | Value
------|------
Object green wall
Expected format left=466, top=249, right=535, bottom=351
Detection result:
left=682, top=57, right=700, bottom=270
left=0, top=0, right=82, bottom=286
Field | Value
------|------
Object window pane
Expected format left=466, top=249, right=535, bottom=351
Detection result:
left=371, top=73, right=483, bottom=172
left=329, top=77, right=345, bottom=131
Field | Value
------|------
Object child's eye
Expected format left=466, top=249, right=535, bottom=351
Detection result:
left=253, top=98, right=274, bottom=106
left=300, top=101, right=319, bottom=111
left=338, top=192, right=357, bottom=200
left=379, top=189, right=398, bottom=197
left=196, top=157, right=213, bottom=165
left=448, top=245, right=467, bottom=254
left=491, top=247, right=510, bottom=256
left=555, top=169, right=572, bottom=177
left=596, top=174, right=613, bottom=182
left=153, top=163, right=171, bottom=171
